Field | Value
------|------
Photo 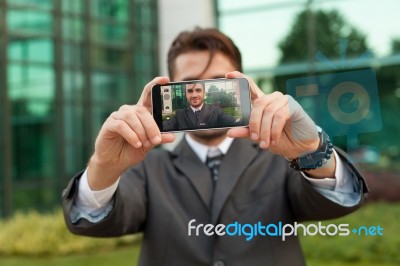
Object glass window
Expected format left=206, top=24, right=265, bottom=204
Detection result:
left=63, top=70, right=84, bottom=101
left=7, top=0, right=53, bottom=9
left=91, top=72, right=130, bottom=104
left=139, top=30, right=154, bottom=51
left=12, top=110, right=55, bottom=180
left=134, top=4, right=153, bottom=27
left=91, top=46, right=131, bottom=68
left=91, top=0, right=129, bottom=21
left=63, top=18, right=84, bottom=41
left=63, top=44, right=84, bottom=66
left=91, top=23, right=129, bottom=45
left=62, top=0, right=83, bottom=14
left=8, top=37, right=53, bottom=63
left=135, top=52, right=153, bottom=74
left=7, top=10, right=53, bottom=35
left=8, top=64, right=54, bottom=117
left=64, top=103, right=85, bottom=174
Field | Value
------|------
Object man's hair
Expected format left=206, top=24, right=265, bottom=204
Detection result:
left=168, top=27, right=242, bottom=79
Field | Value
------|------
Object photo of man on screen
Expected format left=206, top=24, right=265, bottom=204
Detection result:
left=163, top=81, right=240, bottom=131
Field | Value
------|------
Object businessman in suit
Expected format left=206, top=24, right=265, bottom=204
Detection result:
left=163, top=82, right=238, bottom=131
left=63, top=28, right=368, bottom=266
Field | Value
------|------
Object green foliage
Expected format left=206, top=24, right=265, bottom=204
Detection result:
left=278, top=9, right=370, bottom=64
left=0, top=246, right=140, bottom=266
left=300, top=202, right=400, bottom=265
left=206, top=91, right=237, bottom=108
left=222, top=106, right=241, bottom=118
left=0, top=210, right=139, bottom=256
left=391, top=38, right=400, bottom=54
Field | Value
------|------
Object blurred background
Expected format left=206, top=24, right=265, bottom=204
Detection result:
left=0, top=0, right=399, bottom=265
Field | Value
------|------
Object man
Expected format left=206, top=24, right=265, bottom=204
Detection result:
left=63, top=28, right=367, bottom=266
left=163, top=82, right=238, bottom=131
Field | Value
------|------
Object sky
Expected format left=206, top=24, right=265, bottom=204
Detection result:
left=218, top=0, right=400, bottom=70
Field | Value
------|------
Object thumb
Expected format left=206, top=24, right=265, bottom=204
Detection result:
left=137, top=76, right=170, bottom=109
left=160, top=133, right=175, bottom=144
left=226, top=71, right=263, bottom=100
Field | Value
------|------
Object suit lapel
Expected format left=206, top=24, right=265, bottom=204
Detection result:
left=171, top=139, right=213, bottom=211
left=211, top=139, right=260, bottom=224
left=199, top=104, right=210, bottom=126
left=185, top=108, right=197, bottom=128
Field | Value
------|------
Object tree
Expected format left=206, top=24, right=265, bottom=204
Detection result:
left=272, top=8, right=372, bottom=92
left=391, top=38, right=400, bottom=54
left=278, top=9, right=370, bottom=64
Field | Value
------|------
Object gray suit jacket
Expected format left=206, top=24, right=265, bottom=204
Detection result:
left=62, top=138, right=367, bottom=266
left=163, top=103, right=238, bottom=131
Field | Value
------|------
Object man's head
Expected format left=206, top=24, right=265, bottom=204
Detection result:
left=167, top=28, right=242, bottom=144
left=185, top=82, right=204, bottom=109
left=168, top=27, right=242, bottom=81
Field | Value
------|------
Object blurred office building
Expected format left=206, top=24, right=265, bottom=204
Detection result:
left=1, top=0, right=399, bottom=217
left=0, top=0, right=214, bottom=217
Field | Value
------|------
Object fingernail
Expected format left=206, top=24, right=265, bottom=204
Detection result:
left=271, top=140, right=276, bottom=146
left=251, top=132, right=258, bottom=140
left=135, top=141, right=142, bottom=148
left=260, top=141, right=266, bottom=148
left=144, top=140, right=151, bottom=147
left=152, top=135, right=161, bottom=144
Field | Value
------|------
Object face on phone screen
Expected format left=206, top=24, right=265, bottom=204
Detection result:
left=152, top=78, right=251, bottom=132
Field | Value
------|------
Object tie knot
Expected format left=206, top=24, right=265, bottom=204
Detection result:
left=206, top=148, right=223, bottom=169
left=195, top=110, right=200, bottom=116
left=207, top=148, right=222, bottom=158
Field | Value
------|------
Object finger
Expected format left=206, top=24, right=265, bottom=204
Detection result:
left=270, top=105, right=290, bottom=146
left=105, top=116, right=143, bottom=148
left=160, top=133, right=175, bottom=144
left=112, top=107, right=151, bottom=147
left=227, top=127, right=250, bottom=138
left=136, top=108, right=163, bottom=145
left=258, top=94, right=287, bottom=148
left=248, top=92, right=282, bottom=141
left=226, top=71, right=263, bottom=100
left=137, top=76, right=170, bottom=109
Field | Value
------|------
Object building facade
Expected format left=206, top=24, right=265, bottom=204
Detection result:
left=0, top=0, right=159, bottom=217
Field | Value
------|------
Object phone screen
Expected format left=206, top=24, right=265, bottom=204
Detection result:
left=152, top=78, right=251, bottom=132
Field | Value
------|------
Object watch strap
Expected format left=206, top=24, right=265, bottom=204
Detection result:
left=288, top=128, right=334, bottom=171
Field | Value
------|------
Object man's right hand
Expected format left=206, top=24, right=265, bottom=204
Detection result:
left=87, top=77, right=175, bottom=190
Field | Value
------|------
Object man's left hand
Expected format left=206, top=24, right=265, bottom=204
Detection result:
left=226, top=71, right=320, bottom=160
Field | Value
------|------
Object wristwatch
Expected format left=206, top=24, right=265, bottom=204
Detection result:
left=288, top=127, right=334, bottom=171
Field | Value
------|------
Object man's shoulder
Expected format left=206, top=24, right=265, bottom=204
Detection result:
left=175, top=108, right=188, bottom=116
left=146, top=147, right=172, bottom=160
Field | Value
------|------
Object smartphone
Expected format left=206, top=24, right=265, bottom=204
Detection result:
left=151, top=77, right=251, bottom=132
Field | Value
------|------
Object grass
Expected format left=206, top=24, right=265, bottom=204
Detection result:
left=0, top=245, right=140, bottom=266
left=300, top=202, right=400, bottom=266
left=0, top=202, right=399, bottom=265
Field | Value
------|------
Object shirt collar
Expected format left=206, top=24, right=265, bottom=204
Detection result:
left=190, top=103, right=204, bottom=113
left=185, top=133, right=234, bottom=163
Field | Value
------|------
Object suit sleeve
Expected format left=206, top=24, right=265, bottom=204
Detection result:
left=286, top=147, right=368, bottom=222
left=163, top=115, right=177, bottom=131
left=62, top=164, right=147, bottom=237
